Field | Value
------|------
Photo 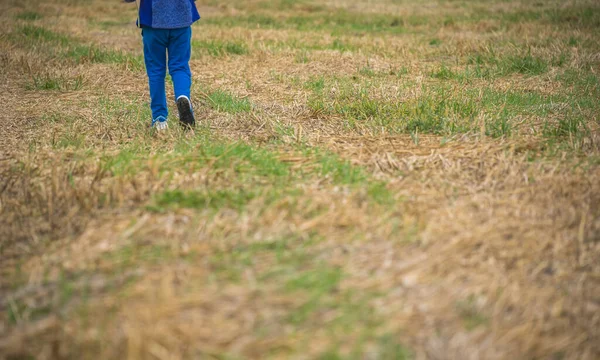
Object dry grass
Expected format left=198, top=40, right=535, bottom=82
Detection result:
left=1, top=0, right=599, bottom=359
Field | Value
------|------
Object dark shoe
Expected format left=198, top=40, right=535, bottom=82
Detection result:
left=176, top=95, right=195, bottom=129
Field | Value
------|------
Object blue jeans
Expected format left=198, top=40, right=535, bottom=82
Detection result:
left=142, top=26, right=192, bottom=121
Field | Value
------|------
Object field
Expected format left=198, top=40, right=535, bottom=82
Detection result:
left=1, top=0, right=599, bottom=358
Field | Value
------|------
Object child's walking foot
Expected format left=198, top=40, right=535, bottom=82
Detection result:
left=177, top=95, right=195, bottom=129
left=152, top=116, right=168, bottom=131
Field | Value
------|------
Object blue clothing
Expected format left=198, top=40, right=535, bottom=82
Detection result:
left=142, top=27, right=192, bottom=121
left=138, top=0, right=200, bottom=29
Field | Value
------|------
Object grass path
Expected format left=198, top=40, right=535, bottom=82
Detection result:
left=1, top=0, right=599, bottom=359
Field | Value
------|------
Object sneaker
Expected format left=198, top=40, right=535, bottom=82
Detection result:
left=151, top=116, right=168, bottom=131
left=176, top=95, right=195, bottom=129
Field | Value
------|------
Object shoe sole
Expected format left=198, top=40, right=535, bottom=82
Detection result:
left=155, top=121, right=168, bottom=131
left=177, top=97, right=195, bottom=129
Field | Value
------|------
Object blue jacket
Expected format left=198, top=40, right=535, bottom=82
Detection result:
left=136, top=0, right=200, bottom=29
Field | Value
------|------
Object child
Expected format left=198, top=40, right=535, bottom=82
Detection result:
left=126, top=0, right=200, bottom=130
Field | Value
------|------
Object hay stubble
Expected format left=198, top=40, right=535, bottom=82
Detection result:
left=1, top=0, right=599, bottom=359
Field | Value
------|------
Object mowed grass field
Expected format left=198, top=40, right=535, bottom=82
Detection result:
left=1, top=0, right=599, bottom=358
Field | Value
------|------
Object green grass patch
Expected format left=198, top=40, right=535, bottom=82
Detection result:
left=146, top=142, right=395, bottom=212
left=18, top=24, right=71, bottom=45
left=314, top=150, right=368, bottom=184
left=305, top=148, right=394, bottom=204
left=95, top=19, right=131, bottom=28
left=431, top=65, right=458, bottom=80
left=358, top=64, right=377, bottom=77
left=295, top=49, right=310, bottom=63
left=260, top=37, right=360, bottom=54
left=25, top=73, right=84, bottom=91
left=467, top=50, right=550, bottom=77
left=308, top=79, right=480, bottom=135
left=331, top=38, right=353, bottom=52
left=203, top=11, right=409, bottom=35
left=305, top=76, right=593, bottom=140
left=102, top=244, right=175, bottom=269
left=429, top=38, right=441, bottom=46
left=372, top=334, right=413, bottom=359
left=207, top=233, right=410, bottom=357
left=54, top=132, right=86, bottom=149
left=5, top=270, right=82, bottom=326
left=209, top=235, right=317, bottom=283
left=12, top=25, right=144, bottom=70
left=151, top=188, right=257, bottom=211
left=192, top=39, right=248, bottom=57
left=6, top=297, right=53, bottom=325
left=203, top=2, right=600, bottom=36
left=139, top=134, right=394, bottom=213
left=16, top=11, right=43, bottom=21
left=304, top=76, right=325, bottom=92
left=456, top=296, right=489, bottom=331
left=285, top=266, right=343, bottom=324
left=546, top=5, right=600, bottom=28
left=257, top=0, right=325, bottom=12
left=504, top=53, right=548, bottom=75
left=558, top=69, right=600, bottom=95
left=100, top=148, right=147, bottom=176
left=202, top=88, right=252, bottom=113
left=65, top=45, right=143, bottom=68
left=543, top=116, right=590, bottom=141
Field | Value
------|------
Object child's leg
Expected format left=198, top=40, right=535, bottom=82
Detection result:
left=167, top=27, right=192, bottom=101
left=142, top=27, right=169, bottom=121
